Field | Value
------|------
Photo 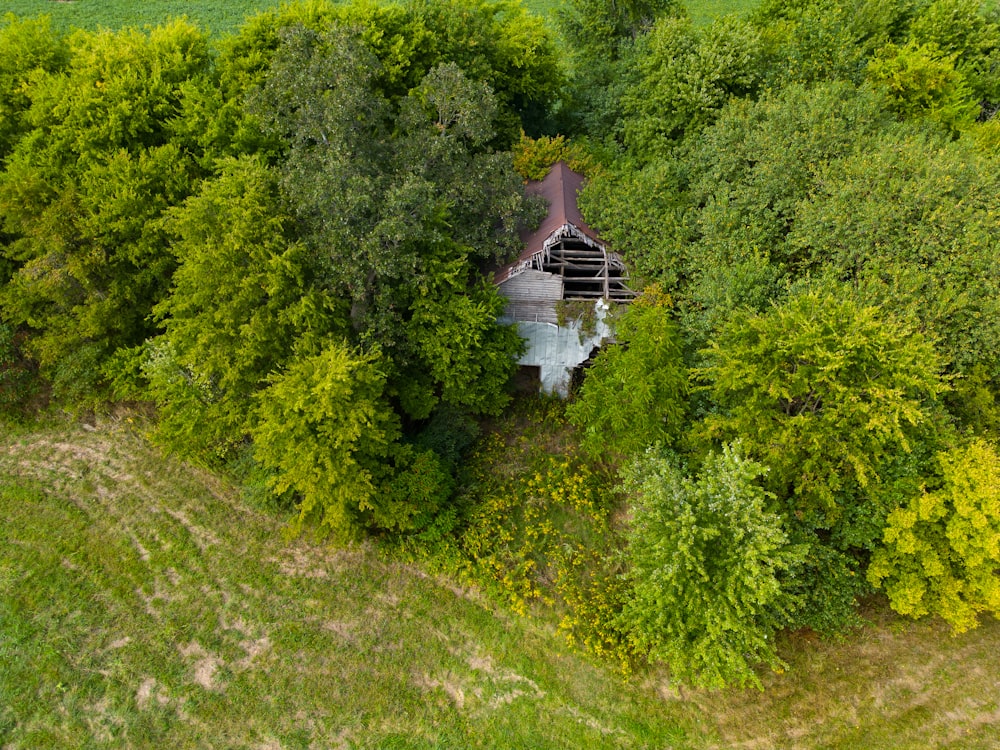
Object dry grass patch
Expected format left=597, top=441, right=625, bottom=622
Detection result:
left=676, top=604, right=1000, bottom=749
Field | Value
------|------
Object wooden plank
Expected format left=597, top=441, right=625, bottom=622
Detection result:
left=602, top=248, right=610, bottom=297
left=503, top=300, right=560, bottom=324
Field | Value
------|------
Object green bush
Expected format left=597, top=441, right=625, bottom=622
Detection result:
left=619, top=444, right=801, bottom=689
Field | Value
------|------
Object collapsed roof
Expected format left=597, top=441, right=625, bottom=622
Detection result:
left=495, top=162, right=635, bottom=302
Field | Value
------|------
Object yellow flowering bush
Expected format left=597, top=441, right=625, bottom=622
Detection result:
left=553, top=543, right=636, bottom=673
left=449, top=398, right=637, bottom=664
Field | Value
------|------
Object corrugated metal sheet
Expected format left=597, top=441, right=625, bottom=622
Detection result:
left=515, top=301, right=615, bottom=396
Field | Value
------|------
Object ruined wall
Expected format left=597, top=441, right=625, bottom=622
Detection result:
left=514, top=299, right=613, bottom=397
left=497, top=269, right=562, bottom=325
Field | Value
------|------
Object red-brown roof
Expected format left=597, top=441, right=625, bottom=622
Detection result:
left=495, top=162, right=604, bottom=284
left=519, top=161, right=601, bottom=254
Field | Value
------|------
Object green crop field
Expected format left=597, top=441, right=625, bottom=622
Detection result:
left=3, top=0, right=281, bottom=35
left=3, top=418, right=1000, bottom=748
left=3, top=0, right=760, bottom=35
left=5, top=0, right=997, bottom=36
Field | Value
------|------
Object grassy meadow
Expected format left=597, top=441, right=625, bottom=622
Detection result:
left=0, top=418, right=698, bottom=749
left=3, top=417, right=1000, bottom=748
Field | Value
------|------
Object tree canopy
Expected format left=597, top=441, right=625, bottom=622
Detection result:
left=570, top=0, right=1000, bottom=676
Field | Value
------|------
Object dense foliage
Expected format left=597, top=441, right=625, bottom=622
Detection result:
left=572, top=0, right=1000, bottom=680
left=868, top=439, right=1000, bottom=634
left=0, top=0, right=556, bottom=537
left=567, top=288, right=687, bottom=459
left=621, top=444, right=800, bottom=688
left=4, top=0, right=1000, bottom=690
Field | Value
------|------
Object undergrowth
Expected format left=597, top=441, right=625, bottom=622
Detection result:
left=390, top=396, right=638, bottom=672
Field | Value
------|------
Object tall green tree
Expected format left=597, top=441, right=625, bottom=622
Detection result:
left=621, top=444, right=801, bottom=689
left=567, top=289, right=686, bottom=460
left=556, top=0, right=680, bottom=139
left=221, top=0, right=561, bottom=144
left=586, top=82, right=894, bottom=348
left=408, top=0, right=564, bottom=139
left=250, top=25, right=530, bottom=418
left=699, top=287, right=947, bottom=519
left=697, top=287, right=950, bottom=628
left=867, top=40, right=979, bottom=133
left=751, top=0, right=916, bottom=87
left=908, top=0, right=1000, bottom=112
left=251, top=342, right=400, bottom=539
left=142, top=155, right=344, bottom=459
left=786, top=130, right=1000, bottom=432
left=0, top=15, right=67, bottom=163
left=134, top=11, right=532, bottom=536
left=622, top=14, right=766, bottom=158
left=0, top=21, right=210, bottom=400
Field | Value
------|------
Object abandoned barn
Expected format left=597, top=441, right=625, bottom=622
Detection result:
left=496, top=161, right=635, bottom=396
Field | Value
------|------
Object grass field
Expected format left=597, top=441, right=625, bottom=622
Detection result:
left=5, top=0, right=998, bottom=36
left=4, top=0, right=281, bottom=35
left=4, top=0, right=759, bottom=35
left=0, top=417, right=698, bottom=749
left=2, top=417, right=1000, bottom=748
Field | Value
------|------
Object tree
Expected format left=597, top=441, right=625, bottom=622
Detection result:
left=785, top=130, right=1000, bottom=431
left=566, top=288, right=686, bottom=460
left=408, top=0, right=564, bottom=139
left=620, top=444, right=801, bottom=689
left=250, top=26, right=530, bottom=418
left=224, top=0, right=562, bottom=144
left=126, top=13, right=531, bottom=538
left=611, top=82, right=893, bottom=348
left=577, top=159, right=691, bottom=290
left=867, top=40, right=978, bottom=133
left=698, top=287, right=947, bottom=520
left=558, top=0, right=681, bottom=62
left=682, top=82, right=892, bottom=271
left=697, top=286, right=951, bottom=629
left=0, top=15, right=67, bottom=163
left=751, top=0, right=915, bottom=88
left=908, top=0, right=1000, bottom=113
left=251, top=342, right=399, bottom=539
left=394, top=61, right=533, bottom=263
left=140, top=155, right=344, bottom=459
left=400, top=266, right=522, bottom=419
left=869, top=439, right=1000, bottom=633
left=622, top=14, right=766, bottom=158
left=0, top=321, right=38, bottom=416
left=251, top=341, right=458, bottom=538
left=0, top=21, right=211, bottom=400
left=555, top=0, right=680, bottom=139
